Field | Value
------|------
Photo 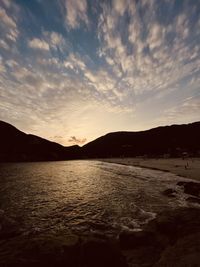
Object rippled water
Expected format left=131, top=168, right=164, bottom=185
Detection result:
left=0, top=160, right=197, bottom=237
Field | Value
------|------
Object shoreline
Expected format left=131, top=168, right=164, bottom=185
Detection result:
left=101, top=157, right=200, bottom=181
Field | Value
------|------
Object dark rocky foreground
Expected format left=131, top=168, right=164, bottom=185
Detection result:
left=1, top=204, right=200, bottom=267
left=121, top=207, right=200, bottom=266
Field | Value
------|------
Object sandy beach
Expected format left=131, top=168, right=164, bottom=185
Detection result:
left=102, top=157, right=200, bottom=181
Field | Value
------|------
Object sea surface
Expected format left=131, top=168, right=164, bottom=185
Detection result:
left=0, top=160, right=198, bottom=238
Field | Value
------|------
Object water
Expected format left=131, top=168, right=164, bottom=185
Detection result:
left=0, top=160, right=198, bottom=238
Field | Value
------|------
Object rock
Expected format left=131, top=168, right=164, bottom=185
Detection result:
left=120, top=208, right=200, bottom=252
left=146, top=208, right=200, bottom=244
left=177, top=181, right=200, bottom=197
left=187, top=197, right=200, bottom=204
left=154, top=233, right=200, bottom=267
left=162, top=188, right=177, bottom=197
left=119, top=208, right=200, bottom=267
left=119, top=230, right=159, bottom=250
left=81, top=238, right=128, bottom=267
left=17, top=234, right=81, bottom=267
left=184, top=182, right=200, bottom=197
left=177, top=181, right=187, bottom=186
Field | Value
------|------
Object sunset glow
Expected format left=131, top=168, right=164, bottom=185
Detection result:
left=0, top=0, right=200, bottom=145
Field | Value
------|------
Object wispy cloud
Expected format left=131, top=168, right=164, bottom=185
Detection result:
left=68, top=136, right=87, bottom=145
left=64, top=53, right=86, bottom=72
left=0, top=39, right=9, bottom=50
left=0, top=0, right=199, bottom=145
left=0, top=7, right=16, bottom=28
left=63, top=0, right=89, bottom=29
left=0, top=5, right=19, bottom=43
left=157, top=96, right=200, bottom=125
left=98, top=0, right=200, bottom=99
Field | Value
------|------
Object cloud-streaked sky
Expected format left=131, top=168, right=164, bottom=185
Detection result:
left=0, top=0, right=200, bottom=145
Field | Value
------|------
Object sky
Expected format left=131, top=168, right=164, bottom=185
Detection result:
left=0, top=0, right=200, bottom=146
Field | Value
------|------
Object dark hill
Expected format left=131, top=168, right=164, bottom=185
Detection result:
left=0, top=121, right=81, bottom=162
left=0, top=120, right=200, bottom=162
left=82, top=122, right=200, bottom=158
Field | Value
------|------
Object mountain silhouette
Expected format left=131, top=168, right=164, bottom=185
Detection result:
left=82, top=122, right=200, bottom=158
left=0, top=120, right=200, bottom=162
left=0, top=121, right=81, bottom=162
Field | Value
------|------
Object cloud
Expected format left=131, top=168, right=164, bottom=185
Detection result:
left=28, top=38, right=50, bottom=50
left=28, top=31, right=69, bottom=56
left=158, top=96, right=200, bottom=125
left=43, top=31, right=68, bottom=52
left=5, top=59, right=18, bottom=68
left=97, top=0, right=200, bottom=99
left=68, top=136, right=87, bottom=145
left=175, top=13, right=189, bottom=39
left=128, top=18, right=141, bottom=45
left=147, top=23, right=165, bottom=50
left=0, top=56, right=6, bottom=73
left=49, top=32, right=63, bottom=47
left=0, top=39, right=9, bottom=50
left=1, top=0, right=11, bottom=8
left=64, top=0, right=88, bottom=29
left=64, top=53, right=86, bottom=72
left=0, top=0, right=199, bottom=145
left=113, top=0, right=127, bottom=16
left=0, top=6, right=19, bottom=42
left=0, top=7, right=16, bottom=28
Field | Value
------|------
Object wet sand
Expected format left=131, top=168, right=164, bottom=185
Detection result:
left=102, top=157, right=200, bottom=181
